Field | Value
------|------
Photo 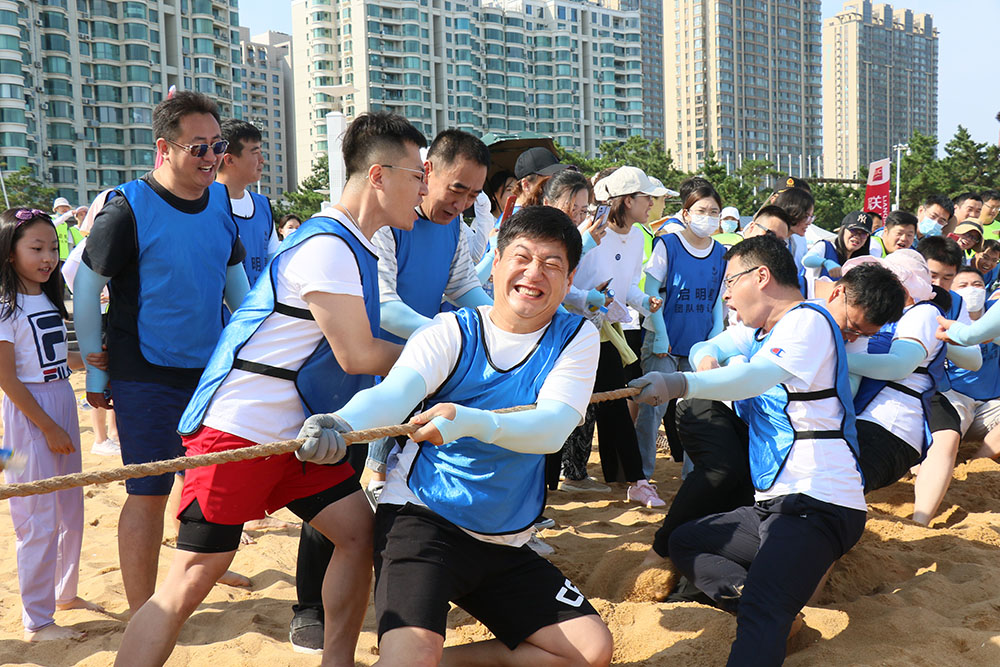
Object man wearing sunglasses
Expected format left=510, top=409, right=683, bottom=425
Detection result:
left=365, top=129, right=493, bottom=493
left=73, top=91, right=251, bottom=616
left=628, top=235, right=905, bottom=666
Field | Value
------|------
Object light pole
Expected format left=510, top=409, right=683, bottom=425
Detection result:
left=892, top=142, right=909, bottom=210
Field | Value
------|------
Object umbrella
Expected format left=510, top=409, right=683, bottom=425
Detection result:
left=481, top=132, right=557, bottom=184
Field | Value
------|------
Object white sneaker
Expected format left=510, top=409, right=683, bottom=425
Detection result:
left=91, top=439, right=121, bottom=457
left=527, top=534, right=555, bottom=556
left=77, top=396, right=92, bottom=411
left=364, top=480, right=385, bottom=513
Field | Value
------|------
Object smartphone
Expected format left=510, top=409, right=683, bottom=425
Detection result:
left=498, top=195, right=517, bottom=227
left=593, top=204, right=610, bottom=230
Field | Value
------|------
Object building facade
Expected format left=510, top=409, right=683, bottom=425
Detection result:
left=823, top=1, right=937, bottom=179
left=663, top=0, right=823, bottom=175
left=637, top=0, right=663, bottom=143
left=291, top=0, right=643, bottom=183
left=0, top=0, right=243, bottom=205
left=239, top=28, right=295, bottom=196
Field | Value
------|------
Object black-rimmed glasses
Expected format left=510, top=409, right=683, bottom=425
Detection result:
left=723, top=265, right=761, bottom=290
left=379, top=164, right=428, bottom=183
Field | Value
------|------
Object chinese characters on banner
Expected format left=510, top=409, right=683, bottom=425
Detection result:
left=864, top=157, right=891, bottom=220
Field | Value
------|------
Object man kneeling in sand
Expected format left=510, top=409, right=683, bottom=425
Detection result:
left=300, top=205, right=612, bottom=666
left=114, top=111, right=427, bottom=666
left=629, top=235, right=874, bottom=666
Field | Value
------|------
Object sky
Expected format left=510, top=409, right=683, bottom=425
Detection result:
left=239, top=0, right=1000, bottom=150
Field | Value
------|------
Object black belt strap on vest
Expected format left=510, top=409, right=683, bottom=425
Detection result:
left=786, top=387, right=837, bottom=401
left=232, top=358, right=298, bottom=381
left=884, top=381, right=924, bottom=400
left=275, top=302, right=314, bottom=320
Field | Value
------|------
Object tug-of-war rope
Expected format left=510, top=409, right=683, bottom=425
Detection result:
left=0, top=387, right=641, bottom=501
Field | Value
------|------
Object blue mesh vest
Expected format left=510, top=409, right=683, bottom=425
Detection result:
left=381, top=214, right=461, bottom=344
left=853, top=301, right=947, bottom=456
left=654, top=234, right=726, bottom=357
left=234, top=191, right=274, bottom=286
left=406, top=307, right=586, bottom=534
left=947, top=299, right=1000, bottom=400
left=178, top=214, right=379, bottom=435
left=733, top=302, right=860, bottom=491
left=815, top=240, right=840, bottom=279
left=114, top=179, right=237, bottom=369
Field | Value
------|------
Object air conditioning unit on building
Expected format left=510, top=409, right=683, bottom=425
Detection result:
left=82, top=98, right=93, bottom=105
left=40, top=102, right=48, bottom=110
left=87, top=120, right=98, bottom=127
left=35, top=19, right=43, bottom=27
left=43, top=149, right=52, bottom=158
left=33, top=61, right=41, bottom=68
left=35, top=86, right=43, bottom=92
left=85, top=77, right=94, bottom=84
left=79, top=34, right=91, bottom=41
left=87, top=141, right=97, bottom=148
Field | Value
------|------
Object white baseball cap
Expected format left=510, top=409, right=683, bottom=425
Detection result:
left=594, top=166, right=668, bottom=200
left=721, top=206, right=740, bottom=220
left=52, top=196, right=71, bottom=210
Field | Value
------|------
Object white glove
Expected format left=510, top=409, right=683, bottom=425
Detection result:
left=627, top=372, right=688, bottom=406
left=295, top=413, right=351, bottom=465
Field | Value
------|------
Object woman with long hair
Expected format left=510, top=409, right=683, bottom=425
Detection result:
left=802, top=211, right=874, bottom=279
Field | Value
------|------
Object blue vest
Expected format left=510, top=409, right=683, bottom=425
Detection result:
left=816, top=240, right=840, bottom=279
left=178, top=214, right=380, bottom=435
left=382, top=215, right=462, bottom=344
left=407, top=307, right=586, bottom=534
left=854, top=301, right=946, bottom=455
left=947, top=299, right=1000, bottom=400
left=114, top=179, right=237, bottom=369
left=655, top=234, right=726, bottom=356
left=233, top=190, right=273, bottom=286
left=733, top=302, right=860, bottom=491
left=983, top=266, right=999, bottom=292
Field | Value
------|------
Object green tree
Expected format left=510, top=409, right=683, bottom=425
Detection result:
left=557, top=136, right=683, bottom=186
left=811, top=182, right=866, bottom=231
left=273, top=154, right=328, bottom=220
left=699, top=150, right=780, bottom=215
left=0, top=166, right=57, bottom=210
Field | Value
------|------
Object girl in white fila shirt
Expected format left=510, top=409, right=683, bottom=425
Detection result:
left=0, top=209, right=105, bottom=640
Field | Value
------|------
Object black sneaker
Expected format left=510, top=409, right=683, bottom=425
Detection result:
left=289, top=609, right=324, bottom=654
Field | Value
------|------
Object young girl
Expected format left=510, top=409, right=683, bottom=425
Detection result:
left=0, top=208, right=102, bottom=641
left=276, top=213, right=301, bottom=240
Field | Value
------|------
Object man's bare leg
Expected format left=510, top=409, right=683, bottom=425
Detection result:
left=913, top=430, right=961, bottom=526
left=439, top=615, right=613, bottom=667
left=309, top=490, right=374, bottom=667
left=375, top=627, right=444, bottom=667
left=119, top=493, right=170, bottom=615
left=115, top=549, right=235, bottom=666
left=974, top=425, right=1000, bottom=460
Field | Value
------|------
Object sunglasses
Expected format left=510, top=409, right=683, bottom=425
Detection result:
left=164, top=138, right=229, bottom=158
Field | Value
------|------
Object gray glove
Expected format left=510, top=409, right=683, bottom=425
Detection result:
left=627, top=372, right=688, bottom=406
left=295, top=413, right=352, bottom=465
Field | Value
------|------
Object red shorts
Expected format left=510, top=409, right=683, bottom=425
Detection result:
left=179, top=426, right=355, bottom=525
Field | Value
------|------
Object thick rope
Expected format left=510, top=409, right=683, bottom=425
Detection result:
left=0, top=387, right=640, bottom=500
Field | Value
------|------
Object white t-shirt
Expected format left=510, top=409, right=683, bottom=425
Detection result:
left=568, top=223, right=647, bottom=329
left=380, top=306, right=600, bottom=546
left=0, top=293, right=70, bottom=383
left=231, top=189, right=281, bottom=256
left=202, top=213, right=376, bottom=444
left=729, top=308, right=866, bottom=511
left=857, top=302, right=943, bottom=450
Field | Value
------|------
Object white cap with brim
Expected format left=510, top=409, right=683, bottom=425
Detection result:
left=721, top=206, right=740, bottom=220
left=594, top=166, right=668, bottom=201
left=52, top=197, right=70, bottom=210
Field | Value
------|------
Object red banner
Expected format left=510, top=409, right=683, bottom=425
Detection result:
left=864, top=158, right=891, bottom=220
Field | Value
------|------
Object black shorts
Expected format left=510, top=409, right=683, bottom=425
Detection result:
left=373, top=503, right=598, bottom=649
left=623, top=328, right=643, bottom=383
left=929, top=391, right=961, bottom=434
left=856, top=419, right=922, bottom=493
left=176, top=478, right=360, bottom=554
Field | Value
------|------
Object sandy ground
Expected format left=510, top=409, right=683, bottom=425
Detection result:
left=2, top=373, right=1000, bottom=665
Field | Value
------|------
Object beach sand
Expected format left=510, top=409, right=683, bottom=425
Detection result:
left=2, top=374, right=1000, bottom=665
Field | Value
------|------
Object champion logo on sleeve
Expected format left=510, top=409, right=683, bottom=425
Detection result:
left=770, top=347, right=785, bottom=357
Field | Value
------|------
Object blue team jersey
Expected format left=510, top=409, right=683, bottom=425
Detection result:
left=654, top=234, right=726, bottom=357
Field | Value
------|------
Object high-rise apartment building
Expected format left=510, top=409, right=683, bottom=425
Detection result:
left=637, top=0, right=663, bottom=143
left=0, top=0, right=243, bottom=205
left=239, top=28, right=296, bottom=196
left=291, top=0, right=643, bottom=182
left=663, top=0, right=823, bottom=174
left=823, top=1, right=937, bottom=179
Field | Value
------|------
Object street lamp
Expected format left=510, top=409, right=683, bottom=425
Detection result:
left=892, top=142, right=909, bottom=210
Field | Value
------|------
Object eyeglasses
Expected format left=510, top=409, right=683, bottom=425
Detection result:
left=842, top=298, right=866, bottom=339
left=164, top=138, right=229, bottom=158
left=379, top=164, right=428, bottom=183
left=723, top=265, right=760, bottom=290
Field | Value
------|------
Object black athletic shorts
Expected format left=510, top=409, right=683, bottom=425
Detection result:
left=176, top=478, right=360, bottom=554
left=929, top=391, right=961, bottom=434
left=373, top=503, right=598, bottom=649
left=856, top=419, right=922, bottom=493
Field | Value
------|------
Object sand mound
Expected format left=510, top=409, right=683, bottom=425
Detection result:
left=1, top=374, right=1000, bottom=665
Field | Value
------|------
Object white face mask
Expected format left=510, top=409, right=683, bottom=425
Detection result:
left=956, top=285, right=987, bottom=313
left=689, top=214, right=720, bottom=238
left=721, top=218, right=739, bottom=234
